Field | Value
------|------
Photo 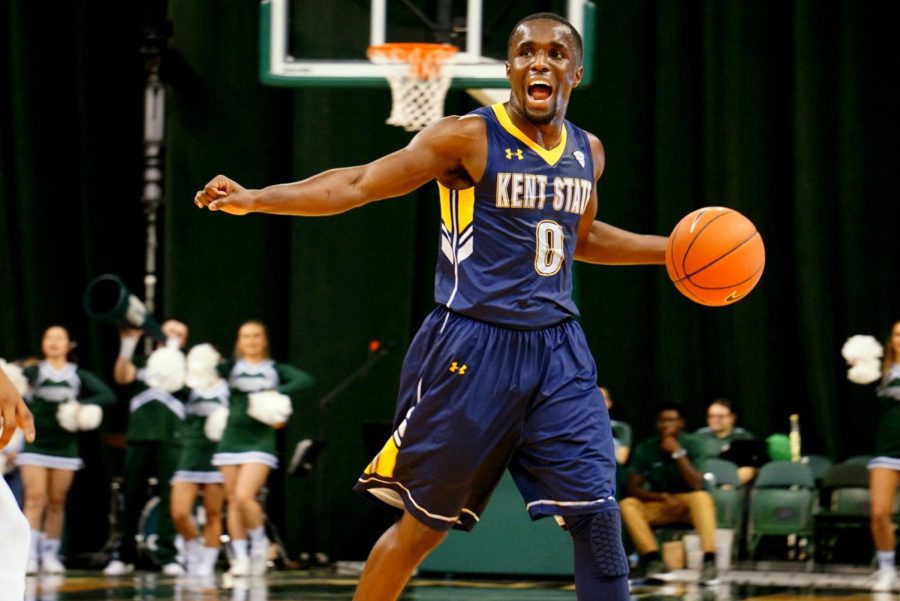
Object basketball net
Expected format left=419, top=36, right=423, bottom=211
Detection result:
left=367, top=43, right=458, bottom=132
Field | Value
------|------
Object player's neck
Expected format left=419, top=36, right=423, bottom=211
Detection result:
left=505, top=103, right=566, bottom=149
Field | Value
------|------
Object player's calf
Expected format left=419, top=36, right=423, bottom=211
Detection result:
left=565, top=507, right=630, bottom=601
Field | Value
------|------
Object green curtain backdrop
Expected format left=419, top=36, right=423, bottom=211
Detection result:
left=2, top=1, right=896, bottom=562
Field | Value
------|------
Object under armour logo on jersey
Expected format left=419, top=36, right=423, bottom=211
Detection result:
left=505, top=148, right=523, bottom=160
left=573, top=150, right=586, bottom=168
left=449, top=361, right=468, bottom=375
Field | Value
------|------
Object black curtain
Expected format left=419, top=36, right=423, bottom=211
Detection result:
left=2, top=0, right=897, bottom=561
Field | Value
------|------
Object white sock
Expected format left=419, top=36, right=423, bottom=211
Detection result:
left=203, top=546, right=219, bottom=569
left=248, top=526, right=267, bottom=548
left=41, top=538, right=61, bottom=559
left=877, top=550, right=896, bottom=571
left=185, top=537, right=202, bottom=566
left=231, top=539, right=249, bottom=560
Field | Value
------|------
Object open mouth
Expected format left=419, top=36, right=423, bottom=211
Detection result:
left=527, top=81, right=554, bottom=102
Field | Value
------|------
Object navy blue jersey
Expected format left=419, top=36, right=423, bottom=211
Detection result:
left=434, top=103, right=595, bottom=328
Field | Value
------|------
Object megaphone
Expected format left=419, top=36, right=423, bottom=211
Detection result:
left=83, top=274, right=165, bottom=342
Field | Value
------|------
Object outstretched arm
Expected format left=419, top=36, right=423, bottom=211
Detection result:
left=194, top=115, right=485, bottom=217
left=576, top=220, right=667, bottom=265
left=0, top=368, right=35, bottom=449
left=574, top=134, right=667, bottom=265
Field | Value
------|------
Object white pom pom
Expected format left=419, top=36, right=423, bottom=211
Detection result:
left=0, top=359, right=29, bottom=396
left=56, top=400, right=81, bottom=432
left=247, top=391, right=293, bottom=426
left=841, top=335, right=884, bottom=364
left=77, top=404, right=103, bottom=431
left=848, top=358, right=882, bottom=385
left=185, top=344, right=222, bottom=390
left=146, top=346, right=186, bottom=392
left=204, top=407, right=229, bottom=442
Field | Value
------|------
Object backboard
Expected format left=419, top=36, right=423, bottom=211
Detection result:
left=260, top=0, right=595, bottom=99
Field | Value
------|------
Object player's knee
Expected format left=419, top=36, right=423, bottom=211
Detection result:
left=693, top=490, right=715, bottom=510
left=871, top=506, right=893, bottom=525
left=47, top=493, right=67, bottom=511
left=170, top=505, right=192, bottom=525
left=398, top=514, right=447, bottom=555
left=24, top=489, right=47, bottom=510
left=566, top=509, right=630, bottom=579
left=232, top=490, right=257, bottom=510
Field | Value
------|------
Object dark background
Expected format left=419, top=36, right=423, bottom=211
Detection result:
left=1, top=0, right=896, bottom=562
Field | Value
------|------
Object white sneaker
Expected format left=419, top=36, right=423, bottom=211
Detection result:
left=26, top=557, right=39, bottom=575
left=191, top=547, right=219, bottom=577
left=872, top=568, right=898, bottom=592
left=249, top=544, right=268, bottom=576
left=40, top=555, right=65, bottom=574
left=229, top=556, right=250, bottom=577
left=103, top=560, right=135, bottom=576
left=162, top=562, right=186, bottom=576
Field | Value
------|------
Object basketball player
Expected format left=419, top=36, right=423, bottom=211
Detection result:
left=1, top=363, right=36, bottom=601
left=196, top=13, right=666, bottom=600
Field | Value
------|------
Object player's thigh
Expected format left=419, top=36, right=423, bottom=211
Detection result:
left=170, top=481, right=199, bottom=515
left=234, top=463, right=270, bottom=500
left=46, top=469, right=75, bottom=505
left=219, top=466, right=239, bottom=498
left=202, top=483, right=225, bottom=512
left=513, top=361, right=614, bottom=507
left=21, top=465, right=48, bottom=500
left=869, top=467, right=900, bottom=516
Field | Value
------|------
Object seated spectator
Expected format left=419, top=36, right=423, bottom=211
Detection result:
left=600, top=385, right=630, bottom=465
left=695, top=398, right=757, bottom=484
left=620, top=402, right=717, bottom=583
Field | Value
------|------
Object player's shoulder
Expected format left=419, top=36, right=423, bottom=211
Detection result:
left=579, top=129, right=604, bottom=178
left=579, top=129, right=604, bottom=156
left=420, top=112, right=488, bottom=145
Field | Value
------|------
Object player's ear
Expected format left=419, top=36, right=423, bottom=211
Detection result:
left=572, top=65, right=584, bottom=88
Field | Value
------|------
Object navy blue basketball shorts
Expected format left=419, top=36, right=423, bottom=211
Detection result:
left=354, top=306, right=618, bottom=532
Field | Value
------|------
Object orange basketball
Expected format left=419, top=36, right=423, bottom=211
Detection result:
left=665, top=207, right=765, bottom=307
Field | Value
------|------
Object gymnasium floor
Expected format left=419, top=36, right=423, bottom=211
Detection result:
left=24, top=568, right=899, bottom=601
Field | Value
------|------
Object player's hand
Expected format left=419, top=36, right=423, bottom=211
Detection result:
left=194, top=175, right=254, bottom=216
left=0, top=396, right=35, bottom=449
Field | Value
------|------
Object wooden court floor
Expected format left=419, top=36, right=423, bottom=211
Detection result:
left=23, top=570, right=900, bottom=601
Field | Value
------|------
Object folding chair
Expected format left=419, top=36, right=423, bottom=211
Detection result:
left=747, top=461, right=816, bottom=560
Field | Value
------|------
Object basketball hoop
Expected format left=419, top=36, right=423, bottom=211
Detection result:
left=367, top=43, right=458, bottom=132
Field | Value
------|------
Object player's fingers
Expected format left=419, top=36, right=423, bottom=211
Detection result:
left=0, top=409, right=12, bottom=448
left=194, top=191, right=207, bottom=208
left=205, top=181, right=228, bottom=198
left=17, top=401, right=36, bottom=443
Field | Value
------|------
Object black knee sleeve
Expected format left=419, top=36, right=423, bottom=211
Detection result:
left=567, top=508, right=630, bottom=579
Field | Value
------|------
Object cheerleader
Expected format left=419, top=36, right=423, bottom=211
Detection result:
left=870, top=320, right=900, bottom=592
left=103, top=320, right=188, bottom=576
left=212, top=320, right=313, bottom=576
left=17, top=326, right=114, bottom=574
left=169, top=343, right=228, bottom=577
